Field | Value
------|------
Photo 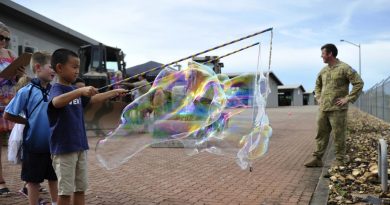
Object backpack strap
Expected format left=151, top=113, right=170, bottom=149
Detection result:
left=24, top=83, right=48, bottom=119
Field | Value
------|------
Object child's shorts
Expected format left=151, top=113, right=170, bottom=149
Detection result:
left=21, top=151, right=57, bottom=183
left=52, top=151, right=88, bottom=196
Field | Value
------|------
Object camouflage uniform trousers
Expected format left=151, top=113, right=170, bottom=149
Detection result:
left=313, top=109, right=347, bottom=161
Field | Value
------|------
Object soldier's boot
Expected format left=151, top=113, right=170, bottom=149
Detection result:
left=304, top=157, right=323, bottom=167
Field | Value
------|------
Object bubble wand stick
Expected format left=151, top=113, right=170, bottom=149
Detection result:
left=98, top=28, right=273, bottom=92
left=123, top=42, right=261, bottom=95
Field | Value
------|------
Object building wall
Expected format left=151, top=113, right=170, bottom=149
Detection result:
left=0, top=15, right=80, bottom=55
left=1, top=14, right=89, bottom=77
left=266, top=77, right=279, bottom=108
left=292, top=89, right=303, bottom=106
left=308, top=94, right=315, bottom=105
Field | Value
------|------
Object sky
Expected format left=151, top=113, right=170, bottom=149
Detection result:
left=12, top=0, right=390, bottom=91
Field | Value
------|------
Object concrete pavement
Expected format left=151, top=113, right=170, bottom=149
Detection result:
left=0, top=106, right=322, bottom=205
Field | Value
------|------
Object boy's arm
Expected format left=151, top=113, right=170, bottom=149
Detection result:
left=52, top=86, right=98, bottom=108
left=3, top=113, right=27, bottom=124
left=4, top=87, right=28, bottom=124
left=90, top=89, right=127, bottom=104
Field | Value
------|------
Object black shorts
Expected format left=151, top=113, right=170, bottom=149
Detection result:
left=21, top=151, right=57, bottom=183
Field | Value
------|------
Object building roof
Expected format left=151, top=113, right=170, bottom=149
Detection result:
left=0, top=1, right=99, bottom=45
left=224, top=71, right=283, bottom=85
left=126, top=61, right=174, bottom=79
left=278, top=84, right=306, bottom=92
left=304, top=91, right=315, bottom=95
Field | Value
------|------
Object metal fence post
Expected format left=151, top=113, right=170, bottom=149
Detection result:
left=374, top=84, right=378, bottom=116
left=383, top=81, right=385, bottom=120
left=378, top=139, right=388, bottom=193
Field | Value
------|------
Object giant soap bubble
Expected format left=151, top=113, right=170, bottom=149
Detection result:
left=96, top=62, right=272, bottom=170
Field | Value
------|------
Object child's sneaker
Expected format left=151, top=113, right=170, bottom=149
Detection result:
left=0, top=187, right=10, bottom=196
left=0, top=182, right=10, bottom=196
left=38, top=198, right=51, bottom=205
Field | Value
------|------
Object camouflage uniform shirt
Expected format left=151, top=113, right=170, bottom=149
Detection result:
left=315, top=59, right=364, bottom=111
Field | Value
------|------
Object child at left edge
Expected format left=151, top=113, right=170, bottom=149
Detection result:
left=4, top=51, right=58, bottom=205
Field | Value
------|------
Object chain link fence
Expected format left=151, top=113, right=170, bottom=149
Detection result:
left=358, top=76, right=390, bottom=122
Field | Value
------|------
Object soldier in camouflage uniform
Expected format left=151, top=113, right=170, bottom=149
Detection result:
left=305, top=44, right=364, bottom=167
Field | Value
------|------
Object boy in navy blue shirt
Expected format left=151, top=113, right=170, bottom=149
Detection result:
left=48, top=48, right=126, bottom=205
left=4, top=51, right=58, bottom=205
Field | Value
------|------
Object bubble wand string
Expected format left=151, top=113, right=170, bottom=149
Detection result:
left=98, top=28, right=273, bottom=92
left=122, top=42, right=261, bottom=95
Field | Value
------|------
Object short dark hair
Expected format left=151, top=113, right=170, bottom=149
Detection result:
left=321, top=44, right=338, bottom=57
left=51, top=48, right=78, bottom=72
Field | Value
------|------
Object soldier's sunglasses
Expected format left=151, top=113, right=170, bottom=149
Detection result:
left=0, top=35, right=11, bottom=42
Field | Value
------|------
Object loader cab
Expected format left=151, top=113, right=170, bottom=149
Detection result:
left=78, top=44, right=126, bottom=91
left=192, top=56, right=224, bottom=74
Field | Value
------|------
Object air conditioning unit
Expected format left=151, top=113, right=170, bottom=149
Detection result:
left=18, top=45, right=36, bottom=55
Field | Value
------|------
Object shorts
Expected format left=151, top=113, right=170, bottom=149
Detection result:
left=21, top=151, right=57, bottom=183
left=52, top=151, right=88, bottom=196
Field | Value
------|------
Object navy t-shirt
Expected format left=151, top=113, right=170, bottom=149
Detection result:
left=47, top=83, right=90, bottom=155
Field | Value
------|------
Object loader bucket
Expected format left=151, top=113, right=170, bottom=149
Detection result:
left=84, top=100, right=128, bottom=137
